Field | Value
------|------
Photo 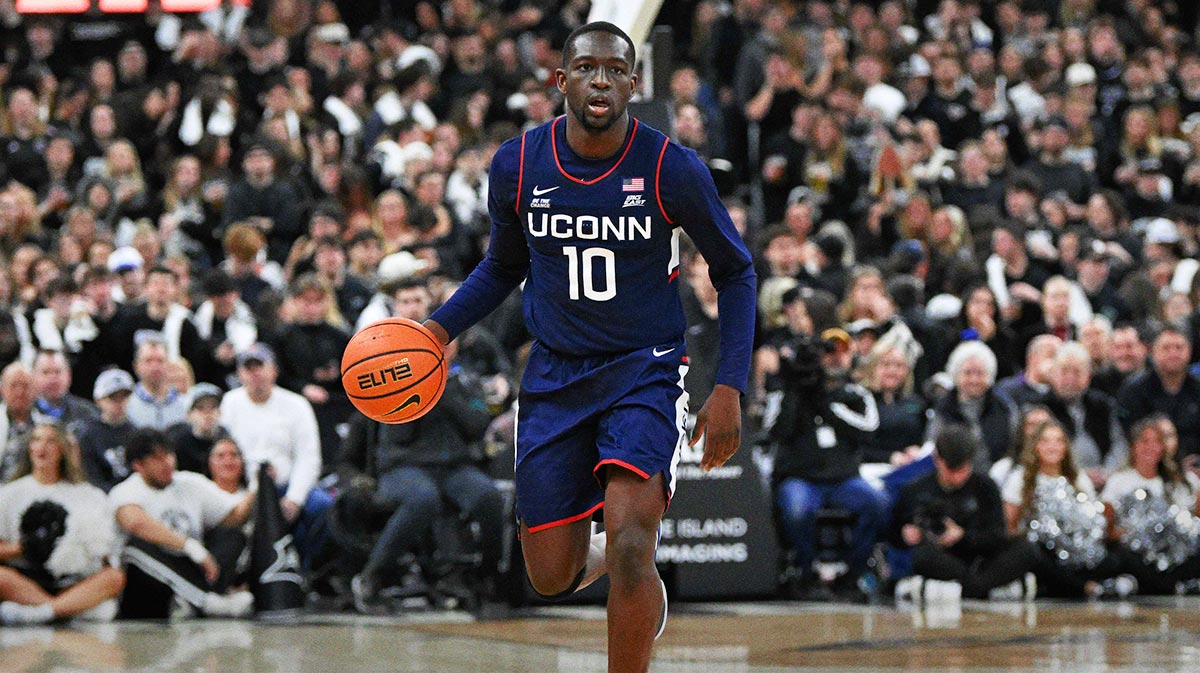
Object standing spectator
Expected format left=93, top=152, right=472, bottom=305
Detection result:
left=1117, top=327, right=1200, bottom=458
left=0, top=363, right=37, bottom=483
left=892, top=425, right=1040, bottom=600
left=125, top=339, right=189, bottom=430
left=31, top=350, right=98, bottom=428
left=75, top=368, right=136, bottom=492
left=192, top=269, right=257, bottom=389
left=219, top=343, right=330, bottom=567
left=110, top=429, right=254, bottom=619
left=110, top=265, right=210, bottom=382
left=0, top=424, right=125, bottom=625
left=221, top=140, right=304, bottom=264
left=273, top=275, right=352, bottom=466
left=166, top=383, right=229, bottom=475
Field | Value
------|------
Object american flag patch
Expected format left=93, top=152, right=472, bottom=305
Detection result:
left=622, top=177, right=644, bottom=192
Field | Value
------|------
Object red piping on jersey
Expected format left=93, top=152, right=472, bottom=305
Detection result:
left=551, top=116, right=640, bottom=185
left=655, top=138, right=673, bottom=224
left=682, top=355, right=689, bottom=364
left=667, top=268, right=679, bottom=283
left=515, top=131, right=527, bottom=214
left=594, top=459, right=651, bottom=480
left=527, top=501, right=605, bottom=533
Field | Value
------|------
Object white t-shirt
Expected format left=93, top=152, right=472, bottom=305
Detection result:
left=0, top=476, right=117, bottom=577
left=109, top=471, right=240, bottom=540
left=219, top=385, right=321, bottom=505
left=1100, top=468, right=1200, bottom=512
left=1001, top=466, right=1096, bottom=506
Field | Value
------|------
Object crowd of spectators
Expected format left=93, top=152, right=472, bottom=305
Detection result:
left=1, top=0, right=1200, bottom=618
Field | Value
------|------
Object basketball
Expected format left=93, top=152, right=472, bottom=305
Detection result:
left=341, top=318, right=447, bottom=424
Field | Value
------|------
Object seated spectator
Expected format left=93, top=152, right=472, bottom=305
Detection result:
left=126, top=339, right=189, bottom=430
left=110, top=265, right=210, bottom=379
left=32, top=349, right=98, bottom=428
left=892, top=425, right=1040, bottom=600
left=219, top=343, right=331, bottom=568
left=75, top=368, right=137, bottom=491
left=166, top=383, right=229, bottom=474
left=1002, top=418, right=1132, bottom=598
left=110, top=429, right=254, bottom=618
left=338, top=338, right=502, bottom=612
left=1041, top=342, right=1127, bottom=489
left=0, top=424, right=125, bottom=625
left=767, top=335, right=887, bottom=595
left=926, top=341, right=1018, bottom=471
left=995, top=334, right=1062, bottom=408
left=207, top=436, right=248, bottom=496
left=859, top=339, right=926, bottom=466
left=989, top=404, right=1055, bottom=489
left=1118, top=327, right=1200, bottom=459
left=1101, top=418, right=1200, bottom=594
left=0, top=362, right=37, bottom=482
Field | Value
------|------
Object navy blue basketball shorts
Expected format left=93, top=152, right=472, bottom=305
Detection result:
left=515, top=340, right=690, bottom=533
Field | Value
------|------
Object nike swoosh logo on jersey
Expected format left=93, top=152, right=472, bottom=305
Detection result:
left=532, top=185, right=560, bottom=196
left=652, top=347, right=675, bottom=357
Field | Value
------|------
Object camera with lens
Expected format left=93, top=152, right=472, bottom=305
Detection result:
left=778, top=335, right=833, bottom=393
left=913, top=500, right=949, bottom=538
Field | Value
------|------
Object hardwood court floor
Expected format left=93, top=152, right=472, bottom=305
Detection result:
left=3, top=598, right=1200, bottom=673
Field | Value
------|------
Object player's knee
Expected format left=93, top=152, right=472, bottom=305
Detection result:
left=528, top=565, right=586, bottom=600
left=605, top=526, right=657, bottom=584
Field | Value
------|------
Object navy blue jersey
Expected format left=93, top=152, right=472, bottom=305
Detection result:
left=431, top=117, right=756, bottom=391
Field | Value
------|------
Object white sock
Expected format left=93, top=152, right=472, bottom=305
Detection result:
left=0, top=601, right=54, bottom=625
left=578, top=531, right=608, bottom=592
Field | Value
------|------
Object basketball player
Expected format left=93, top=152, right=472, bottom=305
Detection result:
left=425, top=22, right=755, bottom=673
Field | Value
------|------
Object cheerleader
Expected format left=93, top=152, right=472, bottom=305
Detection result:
left=1100, top=417, right=1200, bottom=594
left=1002, top=418, right=1132, bottom=598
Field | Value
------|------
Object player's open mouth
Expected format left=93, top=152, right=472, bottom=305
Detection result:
left=587, top=96, right=611, bottom=115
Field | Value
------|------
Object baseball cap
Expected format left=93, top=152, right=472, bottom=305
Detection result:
left=313, top=22, right=350, bottom=44
left=236, top=343, right=276, bottom=368
left=187, top=382, right=224, bottom=409
left=93, top=369, right=134, bottom=400
left=377, top=251, right=429, bottom=284
left=107, top=246, right=143, bottom=274
left=1065, top=62, right=1097, bottom=87
left=1145, top=217, right=1180, bottom=244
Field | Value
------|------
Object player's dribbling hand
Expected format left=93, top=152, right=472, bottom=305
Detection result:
left=691, top=384, right=741, bottom=471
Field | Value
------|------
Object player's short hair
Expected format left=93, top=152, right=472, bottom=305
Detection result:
left=562, top=21, right=636, bottom=68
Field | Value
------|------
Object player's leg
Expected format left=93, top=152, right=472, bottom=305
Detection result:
left=603, top=467, right=667, bottom=673
left=519, top=517, right=594, bottom=597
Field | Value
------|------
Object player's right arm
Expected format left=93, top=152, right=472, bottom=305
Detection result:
left=426, top=136, right=530, bottom=345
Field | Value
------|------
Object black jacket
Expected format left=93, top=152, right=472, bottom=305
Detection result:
left=1041, top=389, right=1119, bottom=462
left=928, top=389, right=1017, bottom=467
left=338, top=372, right=494, bottom=481
left=769, top=382, right=879, bottom=484
left=891, top=471, right=1008, bottom=559
left=1117, top=369, right=1200, bottom=457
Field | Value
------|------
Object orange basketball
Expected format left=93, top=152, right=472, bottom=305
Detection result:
left=342, top=318, right=447, bottom=424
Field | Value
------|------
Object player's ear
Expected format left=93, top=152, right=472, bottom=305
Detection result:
left=555, top=68, right=568, bottom=93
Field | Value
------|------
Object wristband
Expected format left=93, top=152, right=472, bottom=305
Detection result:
left=182, top=538, right=210, bottom=564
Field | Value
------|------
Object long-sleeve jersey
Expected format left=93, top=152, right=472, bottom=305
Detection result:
left=430, top=116, right=756, bottom=391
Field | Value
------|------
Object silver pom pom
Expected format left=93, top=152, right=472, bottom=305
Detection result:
left=1025, top=476, right=1108, bottom=569
left=1115, top=488, right=1200, bottom=572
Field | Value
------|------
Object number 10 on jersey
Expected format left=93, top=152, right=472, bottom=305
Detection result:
left=562, top=246, right=616, bottom=301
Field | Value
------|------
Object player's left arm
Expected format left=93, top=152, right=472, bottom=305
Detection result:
left=658, top=141, right=757, bottom=471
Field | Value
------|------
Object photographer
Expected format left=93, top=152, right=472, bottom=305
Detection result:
left=767, top=334, right=888, bottom=594
left=892, top=425, right=1040, bottom=600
